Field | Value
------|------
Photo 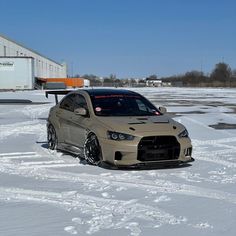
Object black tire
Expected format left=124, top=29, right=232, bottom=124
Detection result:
left=84, top=134, right=102, bottom=166
left=47, top=125, right=58, bottom=150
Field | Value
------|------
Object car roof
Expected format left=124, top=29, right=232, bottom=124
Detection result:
left=82, top=88, right=139, bottom=96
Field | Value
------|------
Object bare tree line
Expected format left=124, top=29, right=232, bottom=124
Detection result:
left=73, top=62, right=236, bottom=87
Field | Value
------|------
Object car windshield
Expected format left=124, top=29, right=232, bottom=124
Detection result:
left=90, top=94, right=161, bottom=116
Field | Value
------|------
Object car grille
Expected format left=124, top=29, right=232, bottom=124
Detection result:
left=137, top=136, right=180, bottom=162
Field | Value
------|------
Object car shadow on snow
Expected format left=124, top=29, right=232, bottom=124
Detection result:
left=39, top=143, right=90, bottom=165
left=39, top=143, right=193, bottom=171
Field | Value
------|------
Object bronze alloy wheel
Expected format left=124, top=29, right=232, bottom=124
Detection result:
left=84, top=134, right=102, bottom=165
left=47, top=125, right=58, bottom=150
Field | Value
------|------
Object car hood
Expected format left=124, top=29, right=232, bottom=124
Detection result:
left=95, top=115, right=182, bottom=135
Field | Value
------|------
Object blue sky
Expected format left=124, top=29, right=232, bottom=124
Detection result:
left=1, top=0, right=236, bottom=78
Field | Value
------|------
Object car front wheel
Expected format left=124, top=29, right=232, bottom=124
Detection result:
left=84, top=134, right=102, bottom=166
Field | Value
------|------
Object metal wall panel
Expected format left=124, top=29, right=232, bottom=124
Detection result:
left=0, top=57, right=34, bottom=89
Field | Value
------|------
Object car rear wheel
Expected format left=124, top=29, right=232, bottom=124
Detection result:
left=47, top=125, right=58, bottom=150
left=84, top=134, right=102, bottom=166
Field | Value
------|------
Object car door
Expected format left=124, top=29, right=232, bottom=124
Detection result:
left=69, top=94, right=90, bottom=148
left=57, top=94, right=75, bottom=144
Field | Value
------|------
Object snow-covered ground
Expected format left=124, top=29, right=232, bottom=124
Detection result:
left=0, top=87, right=236, bottom=236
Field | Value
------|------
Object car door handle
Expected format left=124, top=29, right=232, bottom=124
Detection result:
left=71, top=116, right=83, bottom=123
left=56, top=111, right=62, bottom=116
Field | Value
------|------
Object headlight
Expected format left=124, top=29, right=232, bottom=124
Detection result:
left=107, top=131, right=135, bottom=141
left=178, top=129, right=189, bottom=138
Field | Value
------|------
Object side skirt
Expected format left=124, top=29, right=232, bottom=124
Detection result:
left=58, top=143, right=85, bottom=158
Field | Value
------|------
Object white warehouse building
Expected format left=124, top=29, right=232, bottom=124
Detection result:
left=0, top=34, right=67, bottom=89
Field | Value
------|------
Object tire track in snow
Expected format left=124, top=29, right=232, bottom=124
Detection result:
left=1, top=153, right=236, bottom=205
left=193, top=137, right=236, bottom=146
left=48, top=171, right=236, bottom=204
left=21, top=160, right=66, bottom=166
left=19, top=104, right=51, bottom=119
left=0, top=187, right=188, bottom=235
left=0, top=152, right=41, bottom=159
left=195, top=151, right=236, bottom=168
left=0, top=151, right=83, bottom=168
left=0, top=120, right=46, bottom=141
left=0, top=152, right=37, bottom=157
left=193, top=137, right=236, bottom=168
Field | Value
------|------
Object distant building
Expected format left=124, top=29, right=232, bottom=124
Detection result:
left=162, top=82, right=172, bottom=87
left=146, top=78, right=162, bottom=87
left=0, top=34, right=67, bottom=89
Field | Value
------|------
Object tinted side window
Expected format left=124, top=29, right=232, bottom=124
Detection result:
left=60, top=94, right=74, bottom=111
left=74, top=95, right=88, bottom=111
left=136, top=99, right=147, bottom=112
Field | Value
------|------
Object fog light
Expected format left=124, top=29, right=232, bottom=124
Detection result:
left=115, top=151, right=122, bottom=160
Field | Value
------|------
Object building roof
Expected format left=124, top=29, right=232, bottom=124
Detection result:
left=0, top=56, right=33, bottom=59
left=0, top=34, right=63, bottom=66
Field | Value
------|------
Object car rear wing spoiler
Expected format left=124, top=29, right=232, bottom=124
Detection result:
left=45, top=90, right=72, bottom=104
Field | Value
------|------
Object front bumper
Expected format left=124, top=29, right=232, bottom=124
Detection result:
left=99, top=135, right=193, bottom=166
left=113, top=157, right=195, bottom=169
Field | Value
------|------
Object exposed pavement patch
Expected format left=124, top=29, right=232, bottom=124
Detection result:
left=209, top=123, right=236, bottom=130
left=0, top=99, right=50, bottom=105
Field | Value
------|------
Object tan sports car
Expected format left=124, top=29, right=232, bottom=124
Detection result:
left=46, top=89, right=193, bottom=167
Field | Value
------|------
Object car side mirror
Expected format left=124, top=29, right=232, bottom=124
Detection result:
left=159, top=106, right=167, bottom=114
left=74, top=108, right=87, bottom=116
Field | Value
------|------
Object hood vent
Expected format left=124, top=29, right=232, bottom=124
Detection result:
left=137, top=118, right=148, bottom=120
left=153, top=120, right=169, bottom=124
left=128, top=122, right=146, bottom=125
